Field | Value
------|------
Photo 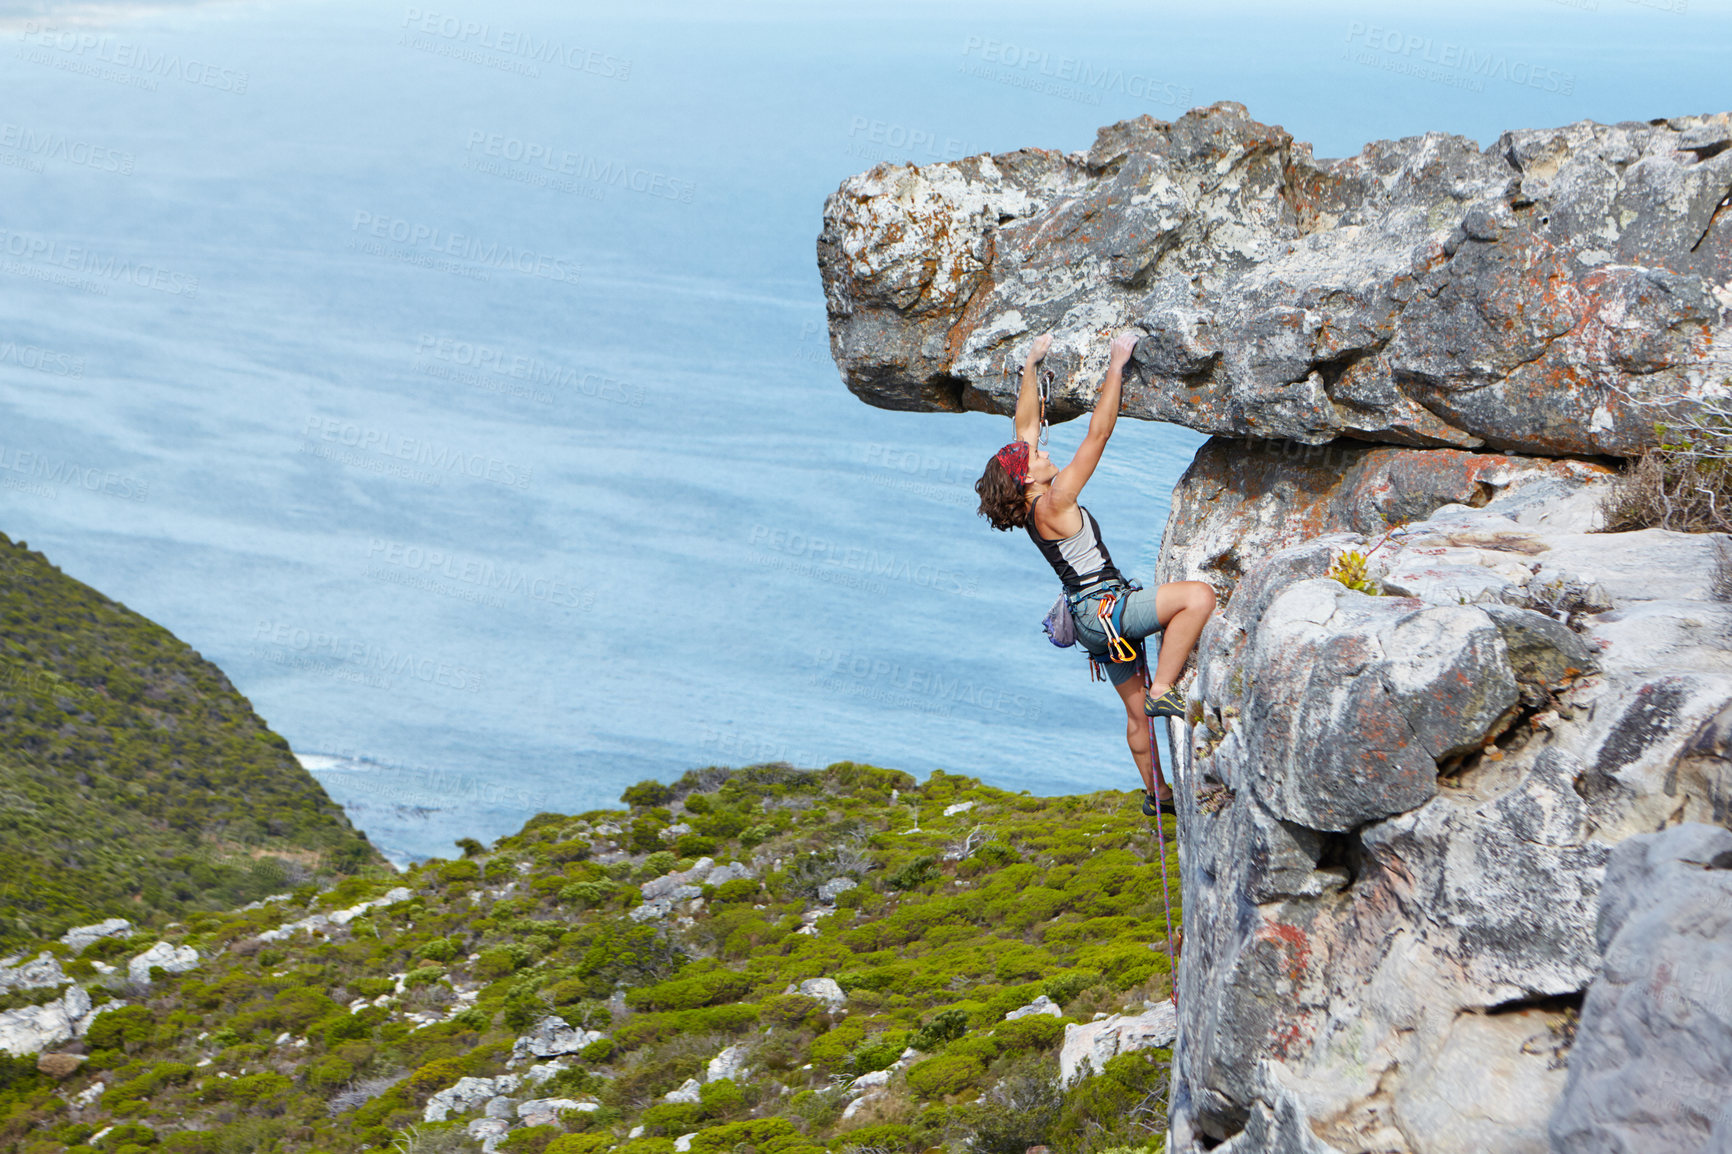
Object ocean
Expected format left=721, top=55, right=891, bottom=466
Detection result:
left=1, top=0, right=1725, bottom=864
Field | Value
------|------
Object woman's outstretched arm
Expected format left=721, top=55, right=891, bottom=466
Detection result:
left=1012, top=333, right=1052, bottom=444
left=1049, top=332, right=1136, bottom=505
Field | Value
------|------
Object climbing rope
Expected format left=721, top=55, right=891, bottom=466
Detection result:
left=1143, top=651, right=1180, bottom=1005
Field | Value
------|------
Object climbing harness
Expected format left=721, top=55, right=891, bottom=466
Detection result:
left=1143, top=653, right=1180, bottom=1005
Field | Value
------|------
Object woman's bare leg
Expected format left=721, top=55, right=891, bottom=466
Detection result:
left=1147, top=580, right=1216, bottom=698
left=1113, top=675, right=1168, bottom=799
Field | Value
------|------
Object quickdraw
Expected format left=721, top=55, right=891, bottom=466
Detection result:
left=1095, top=591, right=1139, bottom=663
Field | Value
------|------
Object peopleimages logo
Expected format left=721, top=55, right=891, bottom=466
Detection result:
left=15, top=22, right=249, bottom=93
left=301, top=416, right=533, bottom=489
left=415, top=335, right=645, bottom=407
left=463, top=132, right=695, bottom=203
left=399, top=8, right=630, bottom=79
left=748, top=524, right=977, bottom=597
left=0, top=123, right=134, bottom=174
left=1343, top=22, right=1576, bottom=94
left=959, top=36, right=1192, bottom=107
left=0, top=227, right=199, bottom=296
left=0, top=340, right=84, bottom=378
left=350, top=211, right=580, bottom=286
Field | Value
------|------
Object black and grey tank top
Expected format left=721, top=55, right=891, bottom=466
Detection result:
left=1026, top=499, right=1124, bottom=592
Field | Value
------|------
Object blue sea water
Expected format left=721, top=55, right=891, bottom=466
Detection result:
left=1, top=0, right=1727, bottom=864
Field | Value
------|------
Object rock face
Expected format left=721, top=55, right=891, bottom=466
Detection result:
left=1548, top=824, right=1732, bottom=1153
left=817, top=103, right=1732, bottom=456
left=821, top=105, right=1732, bottom=1154
left=1161, top=477, right=1730, bottom=1153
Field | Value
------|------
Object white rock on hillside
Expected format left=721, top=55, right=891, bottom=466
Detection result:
left=942, top=801, right=975, bottom=816
left=641, top=858, right=715, bottom=900
left=706, top=1044, right=751, bottom=1083
left=0, top=986, right=94, bottom=1056
left=674, top=1134, right=697, bottom=1152
left=1059, top=1004, right=1178, bottom=1084
left=466, top=1116, right=510, bottom=1154
left=256, top=887, right=412, bottom=942
left=58, top=919, right=132, bottom=953
left=423, top=1074, right=520, bottom=1122
left=664, top=1078, right=702, bottom=1104
left=518, top=1098, right=597, bottom=1127
left=0, top=952, right=66, bottom=993
left=783, top=977, right=846, bottom=1008
left=511, top=1015, right=605, bottom=1062
left=816, top=877, right=857, bottom=903
left=1005, top=995, right=1063, bottom=1021
left=128, top=942, right=198, bottom=984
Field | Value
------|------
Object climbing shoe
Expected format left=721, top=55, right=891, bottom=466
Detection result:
left=1142, top=792, right=1178, bottom=817
left=1144, top=687, right=1187, bottom=719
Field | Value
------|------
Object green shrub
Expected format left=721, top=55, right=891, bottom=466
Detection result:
left=910, top=1008, right=969, bottom=1052
left=636, top=1101, right=699, bottom=1133
left=474, top=944, right=532, bottom=981
left=622, top=781, right=674, bottom=808
left=960, top=1060, right=1064, bottom=1154
left=418, top=937, right=458, bottom=963
left=759, top=994, right=821, bottom=1029
left=306, top=1054, right=354, bottom=1090
left=905, top=1052, right=984, bottom=1098
left=640, top=851, right=679, bottom=878
left=994, top=1014, right=1065, bottom=1053
left=435, top=860, right=481, bottom=886
left=547, top=1134, right=614, bottom=1154
left=699, top=1077, right=746, bottom=1118
left=1049, top=1050, right=1170, bottom=1151
left=403, top=965, right=446, bottom=987
left=581, top=1036, right=615, bottom=1063
left=711, top=878, right=759, bottom=904
left=559, top=880, right=620, bottom=909
left=1042, top=969, right=1103, bottom=1008
left=547, top=838, right=592, bottom=864
left=625, top=969, right=751, bottom=1011
left=686, top=1117, right=802, bottom=1154
left=676, top=834, right=718, bottom=857
left=499, top=1125, right=562, bottom=1154
left=405, top=1057, right=467, bottom=1098
left=85, top=1005, right=154, bottom=1052
left=885, top=855, right=939, bottom=891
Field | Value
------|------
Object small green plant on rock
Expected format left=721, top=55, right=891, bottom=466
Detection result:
left=1325, top=549, right=1382, bottom=595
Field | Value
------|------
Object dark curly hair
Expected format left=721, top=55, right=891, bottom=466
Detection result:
left=975, top=456, right=1029, bottom=531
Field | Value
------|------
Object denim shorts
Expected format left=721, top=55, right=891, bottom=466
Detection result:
left=1070, top=583, right=1164, bottom=687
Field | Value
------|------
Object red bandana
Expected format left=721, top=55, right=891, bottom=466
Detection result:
left=994, top=441, right=1030, bottom=484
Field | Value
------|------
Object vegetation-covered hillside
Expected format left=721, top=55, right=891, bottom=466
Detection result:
left=0, top=763, right=1181, bottom=1154
left=0, top=533, right=382, bottom=951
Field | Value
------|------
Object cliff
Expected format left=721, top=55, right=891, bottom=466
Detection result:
left=818, top=105, right=1732, bottom=1153
left=0, top=532, right=383, bottom=954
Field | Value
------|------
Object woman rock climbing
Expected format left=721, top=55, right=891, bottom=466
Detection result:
left=974, top=332, right=1216, bottom=816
